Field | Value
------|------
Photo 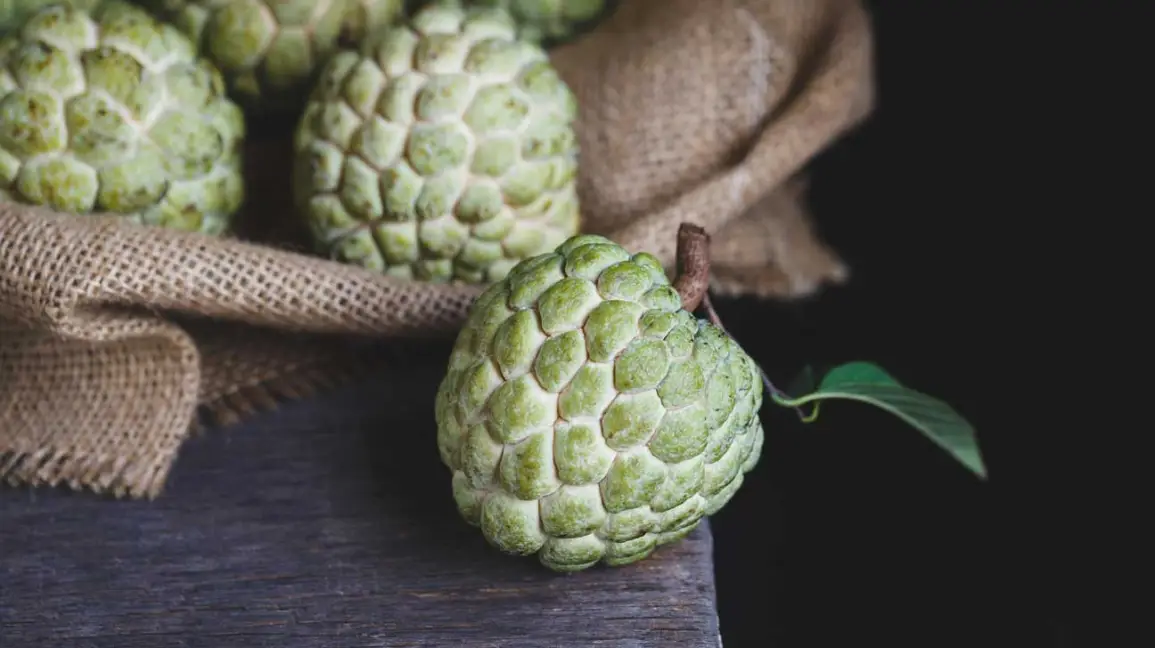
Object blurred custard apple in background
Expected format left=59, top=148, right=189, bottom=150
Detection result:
left=0, top=1, right=246, bottom=235
left=135, top=0, right=406, bottom=114
left=462, top=0, right=609, bottom=44
left=342, top=0, right=406, bottom=45
left=0, top=0, right=99, bottom=35
left=292, top=2, right=581, bottom=284
left=434, top=235, right=765, bottom=572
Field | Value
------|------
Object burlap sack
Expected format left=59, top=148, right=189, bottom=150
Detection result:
left=0, top=0, right=875, bottom=498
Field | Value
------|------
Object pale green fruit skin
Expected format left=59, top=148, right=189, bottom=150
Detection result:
left=434, top=234, right=765, bottom=572
left=292, top=2, right=581, bottom=284
left=0, top=0, right=101, bottom=35
left=0, top=1, right=246, bottom=234
left=136, top=0, right=405, bottom=113
left=466, top=0, right=607, bottom=43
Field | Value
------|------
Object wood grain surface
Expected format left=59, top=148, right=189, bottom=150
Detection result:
left=0, top=342, right=723, bottom=648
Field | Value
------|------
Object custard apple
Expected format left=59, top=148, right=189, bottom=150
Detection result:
left=457, top=0, right=609, bottom=44
left=342, top=0, right=407, bottom=45
left=434, top=234, right=765, bottom=572
left=1, top=0, right=99, bottom=35
left=292, top=1, right=581, bottom=283
left=0, top=1, right=246, bottom=234
left=135, top=0, right=406, bottom=113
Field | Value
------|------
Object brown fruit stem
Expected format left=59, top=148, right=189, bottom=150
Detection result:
left=673, top=223, right=711, bottom=312
left=671, top=222, right=800, bottom=412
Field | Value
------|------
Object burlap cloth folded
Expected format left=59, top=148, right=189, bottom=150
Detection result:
left=0, top=0, right=874, bottom=498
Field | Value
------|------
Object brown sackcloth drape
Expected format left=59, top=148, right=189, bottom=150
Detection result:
left=0, top=0, right=875, bottom=498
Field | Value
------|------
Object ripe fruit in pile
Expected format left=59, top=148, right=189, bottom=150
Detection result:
left=434, top=234, right=765, bottom=572
left=0, top=1, right=245, bottom=234
left=458, top=0, right=609, bottom=44
left=2, top=0, right=588, bottom=272
left=0, top=0, right=98, bottom=35
left=132, top=0, right=406, bottom=114
left=292, top=1, right=581, bottom=284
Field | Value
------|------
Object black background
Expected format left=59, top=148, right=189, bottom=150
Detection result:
left=706, top=2, right=1086, bottom=647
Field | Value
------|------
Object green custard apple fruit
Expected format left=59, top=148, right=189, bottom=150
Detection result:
left=135, top=0, right=406, bottom=113
left=1, top=0, right=100, bottom=35
left=292, top=1, right=581, bottom=284
left=463, top=0, right=608, bottom=44
left=0, top=1, right=246, bottom=234
left=434, top=234, right=766, bottom=572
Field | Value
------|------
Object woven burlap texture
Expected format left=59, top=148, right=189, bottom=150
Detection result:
left=0, top=0, right=875, bottom=498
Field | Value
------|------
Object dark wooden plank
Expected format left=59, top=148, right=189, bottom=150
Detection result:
left=0, top=343, right=722, bottom=648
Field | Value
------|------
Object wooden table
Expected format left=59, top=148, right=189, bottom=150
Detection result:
left=0, top=348, right=723, bottom=647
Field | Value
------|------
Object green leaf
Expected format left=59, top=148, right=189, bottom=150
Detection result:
left=819, top=361, right=900, bottom=389
left=771, top=361, right=987, bottom=480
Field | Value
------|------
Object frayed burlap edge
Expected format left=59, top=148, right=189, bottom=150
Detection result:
left=0, top=321, right=202, bottom=499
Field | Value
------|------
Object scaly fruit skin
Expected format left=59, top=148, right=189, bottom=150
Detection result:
left=0, top=1, right=246, bottom=234
left=136, top=0, right=404, bottom=114
left=0, top=0, right=100, bottom=35
left=434, top=234, right=765, bottom=572
left=292, top=2, right=581, bottom=284
left=465, top=0, right=607, bottom=44
left=341, top=0, right=406, bottom=45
